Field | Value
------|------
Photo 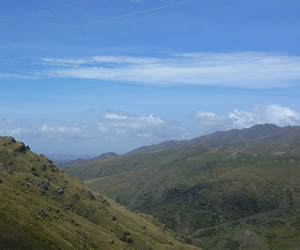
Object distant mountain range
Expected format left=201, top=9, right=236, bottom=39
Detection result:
left=126, top=124, right=300, bottom=155
left=63, top=124, right=300, bottom=249
left=0, top=136, right=199, bottom=250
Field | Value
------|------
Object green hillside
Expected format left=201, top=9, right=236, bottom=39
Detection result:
left=0, top=136, right=200, bottom=250
left=63, top=125, right=300, bottom=249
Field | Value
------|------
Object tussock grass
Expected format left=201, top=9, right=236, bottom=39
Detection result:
left=0, top=136, right=200, bottom=250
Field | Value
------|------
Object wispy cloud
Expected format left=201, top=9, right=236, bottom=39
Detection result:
left=42, top=55, right=161, bottom=66
left=0, top=73, right=39, bottom=79
left=39, top=52, right=300, bottom=88
left=194, top=104, right=300, bottom=130
left=2, top=52, right=300, bottom=88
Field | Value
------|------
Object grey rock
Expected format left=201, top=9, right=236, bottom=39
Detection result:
left=55, top=188, right=64, bottom=195
left=14, top=143, right=27, bottom=153
left=40, top=165, right=47, bottom=171
left=1, top=163, right=7, bottom=169
left=87, top=190, right=95, bottom=200
left=32, top=172, right=39, bottom=177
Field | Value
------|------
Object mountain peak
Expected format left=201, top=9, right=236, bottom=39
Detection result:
left=96, top=152, right=119, bottom=160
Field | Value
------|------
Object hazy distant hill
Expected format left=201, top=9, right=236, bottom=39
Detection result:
left=60, top=152, right=119, bottom=170
left=126, top=124, right=300, bottom=155
left=63, top=124, right=300, bottom=249
left=0, top=136, right=199, bottom=250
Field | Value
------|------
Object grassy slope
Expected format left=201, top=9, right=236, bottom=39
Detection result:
left=65, top=143, right=300, bottom=249
left=0, top=136, right=200, bottom=250
left=192, top=207, right=300, bottom=250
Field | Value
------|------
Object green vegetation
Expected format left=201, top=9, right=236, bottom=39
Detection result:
left=63, top=124, right=300, bottom=249
left=0, top=136, right=200, bottom=250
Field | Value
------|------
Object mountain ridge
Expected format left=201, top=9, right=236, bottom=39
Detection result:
left=62, top=124, right=300, bottom=172
left=63, top=124, right=300, bottom=249
left=126, top=124, right=299, bottom=155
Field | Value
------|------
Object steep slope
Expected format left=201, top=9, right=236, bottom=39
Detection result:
left=65, top=142, right=300, bottom=249
left=0, top=136, right=200, bottom=250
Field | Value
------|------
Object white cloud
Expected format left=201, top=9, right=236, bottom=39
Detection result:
left=40, top=124, right=80, bottom=134
left=38, top=123, right=88, bottom=141
left=194, top=104, right=300, bottom=130
left=38, top=52, right=300, bottom=89
left=36, top=112, right=187, bottom=147
left=97, top=112, right=172, bottom=139
left=129, top=0, right=144, bottom=2
left=193, top=111, right=230, bottom=126
left=42, top=55, right=161, bottom=66
left=2, top=52, right=300, bottom=88
left=9, top=128, right=30, bottom=135
left=0, top=119, right=39, bottom=139
left=0, top=73, right=39, bottom=79
left=137, top=133, right=152, bottom=138
left=1, top=104, right=300, bottom=155
left=104, top=113, right=128, bottom=120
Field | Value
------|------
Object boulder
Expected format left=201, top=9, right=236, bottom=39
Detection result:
left=32, top=172, right=39, bottom=177
left=50, top=164, right=59, bottom=172
left=40, top=165, right=47, bottom=171
left=87, top=190, right=95, bottom=200
left=55, top=188, right=64, bottom=195
left=1, top=163, right=7, bottom=169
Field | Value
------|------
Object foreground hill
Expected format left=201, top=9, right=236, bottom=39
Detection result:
left=0, top=136, right=199, bottom=250
left=63, top=124, right=300, bottom=249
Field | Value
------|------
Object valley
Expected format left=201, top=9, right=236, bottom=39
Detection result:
left=63, top=124, right=300, bottom=249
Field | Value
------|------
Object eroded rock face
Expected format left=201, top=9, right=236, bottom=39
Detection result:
left=87, top=190, right=95, bottom=200
left=13, top=143, right=28, bottom=154
left=40, top=165, right=47, bottom=171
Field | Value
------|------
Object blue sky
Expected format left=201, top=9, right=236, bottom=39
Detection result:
left=1, top=0, right=300, bottom=157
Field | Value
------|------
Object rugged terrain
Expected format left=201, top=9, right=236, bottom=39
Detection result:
left=64, top=124, right=300, bottom=249
left=0, top=136, right=199, bottom=250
